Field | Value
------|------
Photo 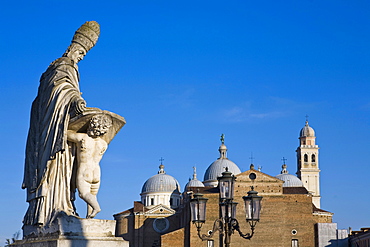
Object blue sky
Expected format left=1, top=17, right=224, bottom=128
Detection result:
left=1, top=0, right=370, bottom=244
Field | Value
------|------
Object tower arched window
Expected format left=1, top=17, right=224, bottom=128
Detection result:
left=304, top=154, right=308, bottom=162
left=311, top=154, right=316, bottom=162
left=292, top=239, right=299, bottom=247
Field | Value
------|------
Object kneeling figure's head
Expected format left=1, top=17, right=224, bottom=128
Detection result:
left=88, top=115, right=112, bottom=137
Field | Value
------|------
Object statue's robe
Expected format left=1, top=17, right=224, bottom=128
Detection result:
left=22, top=57, right=83, bottom=226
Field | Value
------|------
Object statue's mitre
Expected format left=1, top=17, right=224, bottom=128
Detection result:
left=71, top=21, right=100, bottom=51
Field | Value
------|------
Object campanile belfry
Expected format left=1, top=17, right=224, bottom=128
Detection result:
left=296, top=120, right=321, bottom=208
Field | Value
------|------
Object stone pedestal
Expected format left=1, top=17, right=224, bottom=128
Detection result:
left=12, top=214, right=128, bottom=247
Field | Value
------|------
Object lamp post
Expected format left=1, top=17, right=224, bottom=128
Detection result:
left=190, top=168, right=262, bottom=247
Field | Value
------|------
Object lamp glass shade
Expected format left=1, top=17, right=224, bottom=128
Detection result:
left=190, top=195, right=208, bottom=223
left=243, top=191, right=262, bottom=221
left=218, top=169, right=235, bottom=200
left=220, top=201, right=238, bottom=220
left=219, top=179, right=234, bottom=199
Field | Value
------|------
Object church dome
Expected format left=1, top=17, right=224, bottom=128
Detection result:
left=300, top=120, right=315, bottom=137
left=203, top=136, right=241, bottom=187
left=141, top=163, right=181, bottom=208
left=275, top=164, right=303, bottom=187
left=185, top=179, right=205, bottom=189
left=185, top=167, right=205, bottom=190
left=141, top=164, right=180, bottom=193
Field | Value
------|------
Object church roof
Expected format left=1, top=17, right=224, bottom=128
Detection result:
left=114, top=201, right=177, bottom=217
left=114, top=201, right=145, bottom=216
left=276, top=174, right=304, bottom=187
left=313, top=204, right=333, bottom=215
left=186, top=179, right=204, bottom=188
left=203, top=137, right=241, bottom=186
left=185, top=167, right=204, bottom=189
left=275, top=164, right=303, bottom=187
left=141, top=164, right=181, bottom=194
left=300, top=120, right=315, bottom=137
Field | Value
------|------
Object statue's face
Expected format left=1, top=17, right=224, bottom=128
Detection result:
left=88, top=127, right=103, bottom=138
left=65, top=43, right=87, bottom=63
left=71, top=48, right=86, bottom=63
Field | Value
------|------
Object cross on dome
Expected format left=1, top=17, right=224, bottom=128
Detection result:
left=158, top=158, right=166, bottom=174
left=281, top=157, right=287, bottom=164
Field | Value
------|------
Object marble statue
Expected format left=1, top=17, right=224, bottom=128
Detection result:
left=67, top=115, right=112, bottom=219
left=22, top=21, right=125, bottom=233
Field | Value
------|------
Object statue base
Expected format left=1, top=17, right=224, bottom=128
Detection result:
left=12, top=213, right=128, bottom=247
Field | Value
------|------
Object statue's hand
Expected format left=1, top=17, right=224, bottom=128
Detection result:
left=75, top=98, right=86, bottom=114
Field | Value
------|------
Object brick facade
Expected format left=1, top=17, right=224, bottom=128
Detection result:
left=114, top=169, right=332, bottom=247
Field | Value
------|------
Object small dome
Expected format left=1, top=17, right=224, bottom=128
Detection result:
left=203, top=137, right=241, bottom=187
left=186, top=179, right=205, bottom=189
left=276, top=174, right=303, bottom=187
left=300, top=121, right=315, bottom=137
left=275, top=164, right=303, bottom=187
left=141, top=164, right=181, bottom=193
left=185, top=167, right=205, bottom=190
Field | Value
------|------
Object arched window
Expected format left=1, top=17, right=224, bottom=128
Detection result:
left=311, top=154, right=316, bottom=162
left=304, top=154, right=308, bottom=162
left=292, top=239, right=299, bottom=247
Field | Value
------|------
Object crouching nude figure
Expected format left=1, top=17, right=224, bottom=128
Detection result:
left=67, top=114, right=112, bottom=218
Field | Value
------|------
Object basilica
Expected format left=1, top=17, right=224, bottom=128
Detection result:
left=114, top=121, right=348, bottom=247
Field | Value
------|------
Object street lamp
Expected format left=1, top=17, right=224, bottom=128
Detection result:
left=190, top=168, right=262, bottom=246
left=243, top=188, right=262, bottom=228
left=190, top=192, right=208, bottom=229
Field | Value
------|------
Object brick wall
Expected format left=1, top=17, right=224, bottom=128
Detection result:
left=161, top=228, right=185, bottom=247
left=186, top=170, right=317, bottom=247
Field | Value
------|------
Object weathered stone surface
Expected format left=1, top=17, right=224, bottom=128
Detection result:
left=12, top=235, right=128, bottom=247
left=22, top=20, right=125, bottom=236
left=14, top=213, right=128, bottom=247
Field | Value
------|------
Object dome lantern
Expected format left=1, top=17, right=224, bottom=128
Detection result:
left=203, top=135, right=241, bottom=187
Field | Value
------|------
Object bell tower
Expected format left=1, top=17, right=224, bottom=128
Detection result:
left=296, top=120, right=321, bottom=208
